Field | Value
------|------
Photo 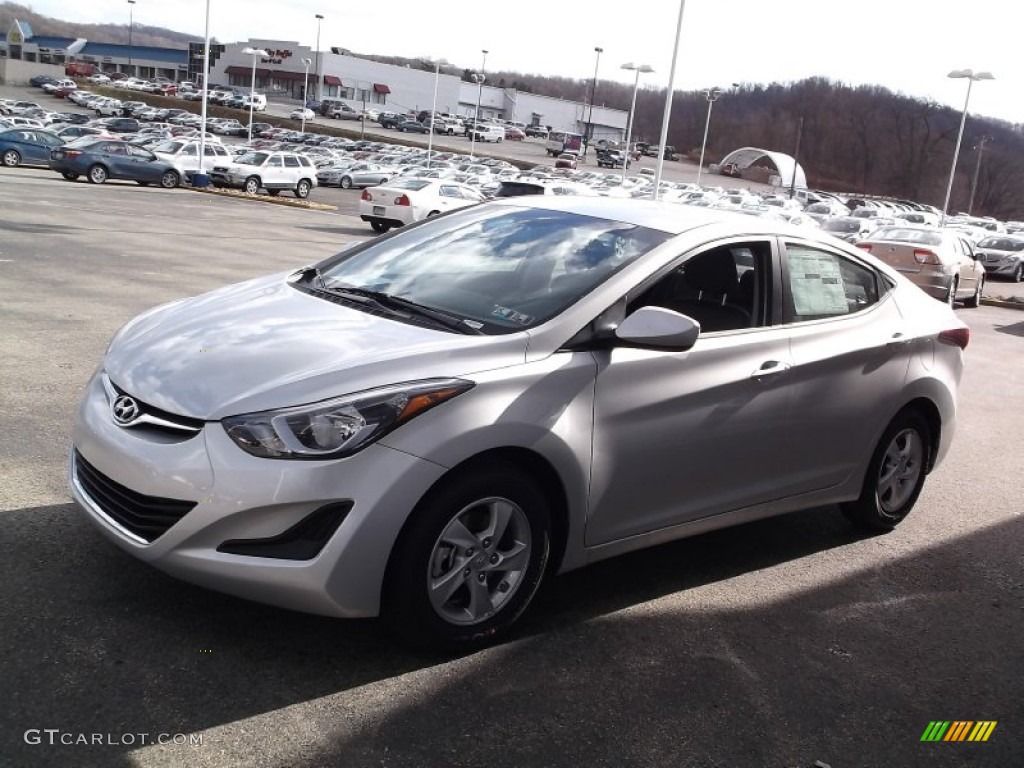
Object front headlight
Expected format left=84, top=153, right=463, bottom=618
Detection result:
left=222, top=379, right=474, bottom=460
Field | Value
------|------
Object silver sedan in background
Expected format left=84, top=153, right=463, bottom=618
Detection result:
left=69, top=199, right=968, bottom=649
left=318, top=162, right=394, bottom=189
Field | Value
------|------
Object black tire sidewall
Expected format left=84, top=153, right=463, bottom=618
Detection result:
left=384, top=464, right=551, bottom=649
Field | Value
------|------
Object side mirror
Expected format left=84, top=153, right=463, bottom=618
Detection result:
left=614, top=306, right=701, bottom=351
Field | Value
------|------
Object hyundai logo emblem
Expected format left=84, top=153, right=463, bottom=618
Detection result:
left=112, top=395, right=140, bottom=425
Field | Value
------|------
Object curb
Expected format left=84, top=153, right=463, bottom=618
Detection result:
left=980, top=297, right=1024, bottom=311
left=181, top=185, right=337, bottom=212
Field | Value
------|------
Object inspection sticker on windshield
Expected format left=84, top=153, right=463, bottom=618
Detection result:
left=492, top=305, right=533, bottom=325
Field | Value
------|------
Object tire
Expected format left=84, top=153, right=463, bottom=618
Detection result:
left=2, top=149, right=20, bottom=167
left=159, top=170, right=180, bottom=189
left=294, top=179, right=311, bottom=199
left=87, top=164, right=108, bottom=184
left=244, top=176, right=260, bottom=195
left=340, top=176, right=353, bottom=189
left=370, top=221, right=390, bottom=233
left=841, top=410, right=932, bottom=532
left=61, top=171, right=79, bottom=181
left=1013, top=263, right=1023, bottom=283
left=383, top=462, right=551, bottom=650
left=946, top=278, right=958, bottom=307
left=964, top=275, right=983, bottom=308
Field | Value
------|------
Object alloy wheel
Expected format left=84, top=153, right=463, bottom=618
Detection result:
left=875, top=428, right=924, bottom=517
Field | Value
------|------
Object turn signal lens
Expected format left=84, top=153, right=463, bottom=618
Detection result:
left=914, top=249, right=941, bottom=265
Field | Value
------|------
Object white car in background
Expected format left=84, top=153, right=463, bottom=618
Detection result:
left=359, top=178, right=484, bottom=233
left=87, top=73, right=111, bottom=85
left=151, top=139, right=233, bottom=179
left=290, top=108, right=315, bottom=121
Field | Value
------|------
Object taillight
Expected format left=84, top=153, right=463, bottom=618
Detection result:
left=361, top=189, right=372, bottom=201
left=938, top=327, right=970, bottom=350
left=914, top=249, right=941, bottom=265
left=856, top=243, right=872, bottom=251
left=395, top=194, right=410, bottom=206
left=64, top=150, right=82, bottom=157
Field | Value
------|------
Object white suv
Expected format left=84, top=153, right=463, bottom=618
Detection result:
left=151, top=139, right=233, bottom=179
left=210, top=150, right=318, bottom=198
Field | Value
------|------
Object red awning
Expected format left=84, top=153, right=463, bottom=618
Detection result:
left=323, top=75, right=342, bottom=86
left=272, top=70, right=306, bottom=81
left=373, top=83, right=390, bottom=94
left=224, top=65, right=249, bottom=76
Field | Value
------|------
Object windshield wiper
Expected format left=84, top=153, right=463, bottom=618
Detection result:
left=325, top=285, right=483, bottom=335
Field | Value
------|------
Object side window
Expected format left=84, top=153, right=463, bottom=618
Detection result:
left=182, top=144, right=198, bottom=156
left=439, top=185, right=458, bottom=197
left=126, top=145, right=152, bottom=158
left=628, top=241, right=772, bottom=333
left=268, top=156, right=284, bottom=167
left=283, top=156, right=300, bottom=168
left=105, top=142, right=127, bottom=155
left=298, top=156, right=312, bottom=167
left=783, top=243, right=880, bottom=322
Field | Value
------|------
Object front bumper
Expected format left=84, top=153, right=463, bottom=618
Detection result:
left=69, top=370, right=447, bottom=617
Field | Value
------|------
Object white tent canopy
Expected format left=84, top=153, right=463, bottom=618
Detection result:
left=717, top=147, right=807, bottom=189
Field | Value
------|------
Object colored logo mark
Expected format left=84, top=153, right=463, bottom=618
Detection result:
left=921, top=721, right=997, bottom=742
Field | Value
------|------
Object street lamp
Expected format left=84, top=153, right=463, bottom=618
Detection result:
left=583, top=45, right=602, bottom=157
left=470, top=71, right=486, bottom=158
left=695, top=83, right=738, bottom=187
left=425, top=58, right=448, bottom=169
left=314, top=13, right=324, bottom=102
left=243, top=47, right=269, bottom=143
left=941, top=69, right=994, bottom=225
left=126, top=0, right=135, bottom=74
left=968, top=136, right=990, bottom=215
left=653, top=0, right=689, bottom=199
left=620, top=63, right=653, bottom=180
left=300, top=56, right=312, bottom=133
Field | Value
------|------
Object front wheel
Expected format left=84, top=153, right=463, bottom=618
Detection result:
left=340, top=176, right=353, bottom=189
left=841, top=410, right=932, bottom=532
left=383, top=462, right=551, bottom=650
left=244, top=176, right=260, bottom=195
left=159, top=170, right=180, bottom=189
left=294, top=179, right=312, bottom=199
left=87, top=164, right=108, bottom=184
left=964, top=275, right=983, bottom=308
left=1013, top=263, right=1023, bottom=283
left=2, top=149, right=21, bottom=167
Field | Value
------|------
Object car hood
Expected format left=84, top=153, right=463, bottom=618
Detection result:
left=104, top=273, right=529, bottom=420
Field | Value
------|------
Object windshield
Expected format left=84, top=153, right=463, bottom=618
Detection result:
left=316, top=205, right=670, bottom=333
left=235, top=151, right=268, bottom=166
left=978, top=237, right=1024, bottom=251
left=824, top=219, right=861, bottom=233
left=870, top=228, right=943, bottom=245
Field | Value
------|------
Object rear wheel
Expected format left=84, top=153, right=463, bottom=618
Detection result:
left=87, top=164, right=108, bottom=184
left=159, top=170, right=180, bottom=189
left=340, top=176, right=353, bottom=189
left=841, top=410, right=931, bottom=532
left=383, top=462, right=551, bottom=650
left=370, top=221, right=390, bottom=233
left=2, top=149, right=21, bottom=167
left=294, top=179, right=312, bottom=199
left=244, top=176, right=260, bottom=195
left=964, top=275, right=984, bottom=308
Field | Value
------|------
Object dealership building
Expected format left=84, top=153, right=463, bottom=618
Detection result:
left=1, top=20, right=628, bottom=140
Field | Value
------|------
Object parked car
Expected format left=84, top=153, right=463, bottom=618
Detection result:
left=504, top=127, right=526, bottom=141
left=319, top=162, right=393, bottom=189
left=1, top=101, right=42, bottom=116
left=209, top=150, right=318, bottom=198
left=524, top=125, right=549, bottom=138
left=396, top=119, right=430, bottom=134
left=972, top=235, right=1024, bottom=282
left=289, top=108, right=316, bottom=122
left=596, top=149, right=629, bottom=168
left=0, top=128, right=64, bottom=167
left=51, top=125, right=107, bottom=141
left=49, top=138, right=181, bottom=187
left=327, top=102, right=362, bottom=121
left=42, top=78, right=77, bottom=94
left=554, top=153, right=578, bottom=170
left=68, top=198, right=969, bottom=649
left=359, top=178, right=484, bottom=232
left=378, top=112, right=403, bottom=129
left=87, top=73, right=111, bottom=85
left=856, top=226, right=985, bottom=306
left=100, top=118, right=142, bottom=134
left=821, top=216, right=876, bottom=243
left=30, top=75, right=58, bottom=88
left=151, top=139, right=233, bottom=179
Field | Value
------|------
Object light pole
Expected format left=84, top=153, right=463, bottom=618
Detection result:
left=426, top=58, right=448, bottom=169
left=477, top=49, right=488, bottom=120
left=941, top=69, right=994, bottom=225
left=696, top=86, right=725, bottom=187
left=620, top=63, right=653, bottom=181
left=300, top=56, right=312, bottom=133
left=968, top=136, right=990, bottom=215
left=654, top=0, right=689, bottom=199
left=470, top=72, right=485, bottom=159
left=583, top=45, right=602, bottom=157
left=243, top=47, right=268, bottom=143
left=126, top=0, right=135, bottom=75
left=314, top=13, right=324, bottom=102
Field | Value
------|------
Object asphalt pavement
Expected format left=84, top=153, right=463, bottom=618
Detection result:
left=0, top=168, right=1022, bottom=768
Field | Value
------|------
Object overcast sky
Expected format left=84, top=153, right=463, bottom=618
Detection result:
left=20, top=0, right=1023, bottom=123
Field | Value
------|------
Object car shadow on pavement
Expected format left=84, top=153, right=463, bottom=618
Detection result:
left=0, top=501, right=883, bottom=767
left=992, top=319, right=1024, bottom=338
left=297, top=224, right=374, bottom=238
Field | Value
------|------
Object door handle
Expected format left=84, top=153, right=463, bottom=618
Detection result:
left=750, top=360, right=792, bottom=379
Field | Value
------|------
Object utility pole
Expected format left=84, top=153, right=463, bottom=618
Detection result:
left=967, top=136, right=989, bottom=215
left=789, top=116, right=804, bottom=199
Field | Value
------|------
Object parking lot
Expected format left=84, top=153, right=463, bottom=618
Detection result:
left=1, top=168, right=1022, bottom=767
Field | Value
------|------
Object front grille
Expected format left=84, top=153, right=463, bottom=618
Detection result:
left=107, top=377, right=204, bottom=435
left=73, top=450, right=196, bottom=543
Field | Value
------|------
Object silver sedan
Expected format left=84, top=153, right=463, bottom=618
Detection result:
left=317, top=162, right=394, bottom=189
left=70, top=198, right=968, bottom=649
